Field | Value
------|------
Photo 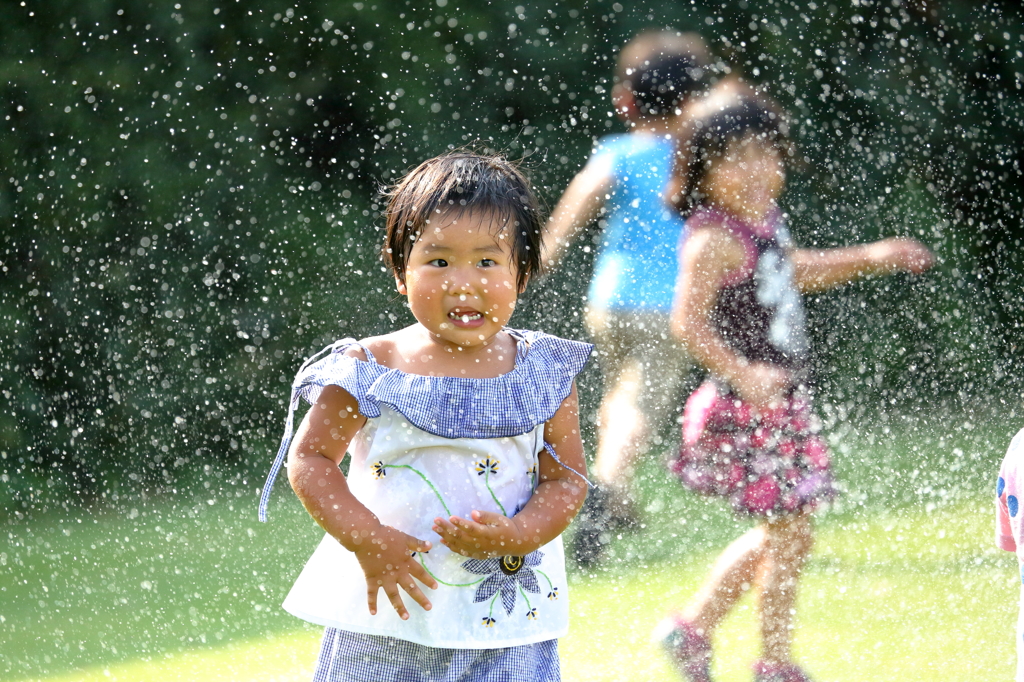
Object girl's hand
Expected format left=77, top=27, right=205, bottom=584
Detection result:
left=733, top=363, right=791, bottom=409
left=875, top=237, right=934, bottom=274
left=352, top=525, right=438, bottom=620
left=433, top=510, right=529, bottom=559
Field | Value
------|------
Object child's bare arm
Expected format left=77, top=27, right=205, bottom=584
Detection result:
left=541, top=159, right=614, bottom=271
left=288, top=381, right=438, bottom=620
left=433, top=384, right=588, bottom=559
left=791, top=237, right=933, bottom=293
left=672, top=226, right=790, bottom=406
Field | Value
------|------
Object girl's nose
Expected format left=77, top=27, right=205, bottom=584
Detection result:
left=444, top=268, right=476, bottom=295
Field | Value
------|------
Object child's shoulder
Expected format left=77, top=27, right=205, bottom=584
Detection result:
left=686, top=206, right=782, bottom=242
left=509, top=329, right=593, bottom=376
left=342, top=328, right=473, bottom=371
left=594, top=131, right=665, bottom=156
left=1003, top=427, right=1024, bottom=465
left=683, top=207, right=744, bottom=246
left=312, top=334, right=387, bottom=364
left=592, top=132, right=628, bottom=150
left=686, top=205, right=730, bottom=229
left=346, top=332, right=403, bottom=365
left=508, top=327, right=587, bottom=348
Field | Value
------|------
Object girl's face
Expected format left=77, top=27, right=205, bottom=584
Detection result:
left=702, top=133, right=785, bottom=223
left=397, top=209, right=521, bottom=351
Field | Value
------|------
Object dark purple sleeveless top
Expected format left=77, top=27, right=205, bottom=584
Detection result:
left=685, top=207, right=810, bottom=374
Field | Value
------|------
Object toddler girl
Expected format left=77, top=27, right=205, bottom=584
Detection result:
left=259, top=152, right=591, bottom=681
left=657, top=93, right=933, bottom=682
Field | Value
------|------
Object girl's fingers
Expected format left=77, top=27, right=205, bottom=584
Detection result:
left=450, top=514, right=491, bottom=533
left=365, top=581, right=379, bottom=616
left=434, top=515, right=483, bottom=539
left=432, top=513, right=520, bottom=558
left=409, top=558, right=439, bottom=590
left=909, top=247, right=934, bottom=273
left=432, top=519, right=457, bottom=538
left=470, top=509, right=502, bottom=525
left=430, top=522, right=454, bottom=540
left=382, top=582, right=410, bottom=620
left=407, top=536, right=432, bottom=553
left=401, top=580, right=433, bottom=611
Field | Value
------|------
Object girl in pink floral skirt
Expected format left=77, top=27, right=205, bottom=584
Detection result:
left=656, top=91, right=933, bottom=682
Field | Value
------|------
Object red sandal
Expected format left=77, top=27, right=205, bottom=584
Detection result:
left=653, top=615, right=713, bottom=682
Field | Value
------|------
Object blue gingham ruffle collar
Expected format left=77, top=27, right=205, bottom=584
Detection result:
left=258, top=329, right=592, bottom=521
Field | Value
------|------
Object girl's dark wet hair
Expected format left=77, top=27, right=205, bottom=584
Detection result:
left=627, top=53, right=708, bottom=118
left=616, top=31, right=711, bottom=119
left=675, top=95, right=791, bottom=217
left=382, top=151, right=542, bottom=292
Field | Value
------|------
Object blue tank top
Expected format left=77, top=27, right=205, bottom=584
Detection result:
left=586, top=133, right=688, bottom=312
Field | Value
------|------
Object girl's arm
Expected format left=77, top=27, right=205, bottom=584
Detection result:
left=433, top=383, right=589, bottom=559
left=791, top=237, right=933, bottom=293
left=540, top=158, right=614, bottom=271
left=288, top=381, right=438, bottom=620
left=672, top=225, right=790, bottom=407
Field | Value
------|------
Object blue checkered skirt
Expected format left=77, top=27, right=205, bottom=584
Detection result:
left=312, top=628, right=560, bottom=682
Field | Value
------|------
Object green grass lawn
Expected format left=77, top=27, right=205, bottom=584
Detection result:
left=2, top=414, right=1019, bottom=681
left=563, top=499, right=1015, bottom=682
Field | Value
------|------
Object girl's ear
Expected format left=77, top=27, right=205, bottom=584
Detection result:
left=611, top=84, right=639, bottom=124
left=517, top=275, right=529, bottom=295
left=395, top=276, right=408, bottom=295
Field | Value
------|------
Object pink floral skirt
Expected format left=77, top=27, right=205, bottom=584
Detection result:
left=672, top=380, right=838, bottom=517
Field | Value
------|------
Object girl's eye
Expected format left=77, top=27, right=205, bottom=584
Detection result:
left=479, top=258, right=497, bottom=267
left=428, top=258, right=448, bottom=267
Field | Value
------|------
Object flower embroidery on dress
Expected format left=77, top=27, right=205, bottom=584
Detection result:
left=369, top=461, right=452, bottom=516
left=476, top=457, right=500, bottom=476
left=463, top=551, right=543, bottom=616
left=366, top=453, right=561, bottom=628
left=475, top=457, right=507, bottom=516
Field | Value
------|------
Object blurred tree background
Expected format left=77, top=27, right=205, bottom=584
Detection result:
left=2, top=0, right=1023, bottom=517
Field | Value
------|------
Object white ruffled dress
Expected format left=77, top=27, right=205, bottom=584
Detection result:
left=259, top=329, right=592, bottom=650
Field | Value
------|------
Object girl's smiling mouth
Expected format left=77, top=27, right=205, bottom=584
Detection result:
left=447, top=308, right=484, bottom=327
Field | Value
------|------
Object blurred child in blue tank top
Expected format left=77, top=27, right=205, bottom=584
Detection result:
left=542, top=30, right=712, bottom=566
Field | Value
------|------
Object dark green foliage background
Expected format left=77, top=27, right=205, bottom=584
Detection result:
left=2, top=0, right=1023, bottom=516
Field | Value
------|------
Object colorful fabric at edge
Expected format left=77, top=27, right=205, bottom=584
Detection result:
left=995, top=427, right=1024, bottom=682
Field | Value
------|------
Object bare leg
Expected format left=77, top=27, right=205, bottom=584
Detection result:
left=586, top=309, right=690, bottom=512
left=758, top=512, right=814, bottom=666
left=591, top=362, right=648, bottom=509
left=683, top=525, right=767, bottom=636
